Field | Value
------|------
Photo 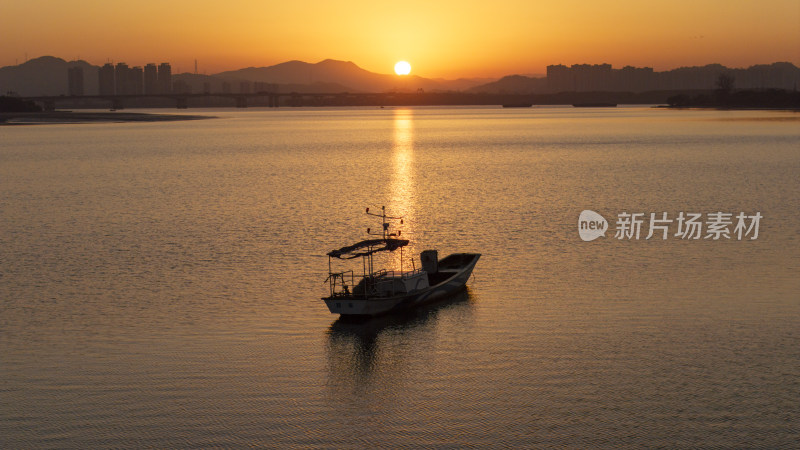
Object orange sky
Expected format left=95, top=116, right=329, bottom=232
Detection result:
left=2, top=0, right=799, bottom=78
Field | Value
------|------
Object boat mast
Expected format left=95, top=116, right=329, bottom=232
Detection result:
left=366, top=206, right=404, bottom=272
left=366, top=205, right=403, bottom=239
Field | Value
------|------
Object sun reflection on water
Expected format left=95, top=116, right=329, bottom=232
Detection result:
left=387, top=109, right=416, bottom=272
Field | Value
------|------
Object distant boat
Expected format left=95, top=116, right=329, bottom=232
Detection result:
left=502, top=103, right=533, bottom=108
left=322, top=206, right=480, bottom=317
left=572, top=102, right=617, bottom=107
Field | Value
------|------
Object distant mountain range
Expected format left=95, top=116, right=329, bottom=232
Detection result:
left=0, top=56, right=495, bottom=96
left=2, top=56, right=798, bottom=97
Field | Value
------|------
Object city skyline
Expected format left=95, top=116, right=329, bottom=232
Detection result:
left=6, top=55, right=798, bottom=100
left=2, top=0, right=799, bottom=79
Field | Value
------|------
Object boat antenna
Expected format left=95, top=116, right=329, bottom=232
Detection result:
left=365, top=206, right=403, bottom=239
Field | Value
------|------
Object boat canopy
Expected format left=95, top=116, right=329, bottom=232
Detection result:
left=327, top=238, right=409, bottom=259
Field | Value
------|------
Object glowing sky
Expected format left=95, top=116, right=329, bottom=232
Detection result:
left=2, top=0, right=798, bottom=78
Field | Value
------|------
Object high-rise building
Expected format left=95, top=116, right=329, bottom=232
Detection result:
left=158, top=63, right=172, bottom=94
left=99, top=63, right=115, bottom=95
left=129, top=66, right=144, bottom=95
left=115, top=63, right=130, bottom=95
left=144, top=63, right=158, bottom=95
left=67, top=66, right=84, bottom=96
left=547, top=63, right=654, bottom=92
left=546, top=64, right=571, bottom=93
left=619, top=66, right=654, bottom=92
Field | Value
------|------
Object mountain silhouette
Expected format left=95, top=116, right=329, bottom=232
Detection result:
left=214, top=59, right=459, bottom=92
left=467, top=75, right=548, bottom=94
left=0, top=56, right=98, bottom=96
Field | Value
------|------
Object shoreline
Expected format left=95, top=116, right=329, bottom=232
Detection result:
left=0, top=111, right=216, bottom=125
left=658, top=105, right=800, bottom=112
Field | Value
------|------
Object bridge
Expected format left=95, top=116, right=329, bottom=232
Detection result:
left=21, top=92, right=411, bottom=111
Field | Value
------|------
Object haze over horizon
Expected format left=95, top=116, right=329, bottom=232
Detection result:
left=3, top=0, right=798, bottom=79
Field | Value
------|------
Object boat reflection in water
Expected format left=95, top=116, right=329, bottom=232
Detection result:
left=325, top=289, right=475, bottom=398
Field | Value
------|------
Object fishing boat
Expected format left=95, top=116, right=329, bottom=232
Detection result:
left=323, top=207, right=480, bottom=317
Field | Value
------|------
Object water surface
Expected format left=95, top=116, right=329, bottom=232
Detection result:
left=2, top=106, right=799, bottom=447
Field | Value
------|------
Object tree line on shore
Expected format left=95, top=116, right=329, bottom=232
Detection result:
left=667, top=74, right=800, bottom=109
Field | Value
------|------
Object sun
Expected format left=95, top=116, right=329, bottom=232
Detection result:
left=394, top=61, right=411, bottom=76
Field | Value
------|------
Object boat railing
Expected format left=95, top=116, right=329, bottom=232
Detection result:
left=326, top=270, right=355, bottom=297
left=368, top=267, right=424, bottom=279
left=368, top=267, right=426, bottom=297
left=371, top=269, right=387, bottom=278
left=402, top=267, right=425, bottom=278
left=328, top=267, right=427, bottom=299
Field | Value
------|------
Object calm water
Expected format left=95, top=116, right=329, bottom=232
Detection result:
left=2, top=106, right=799, bottom=448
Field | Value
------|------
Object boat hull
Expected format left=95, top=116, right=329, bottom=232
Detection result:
left=323, top=253, right=480, bottom=317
